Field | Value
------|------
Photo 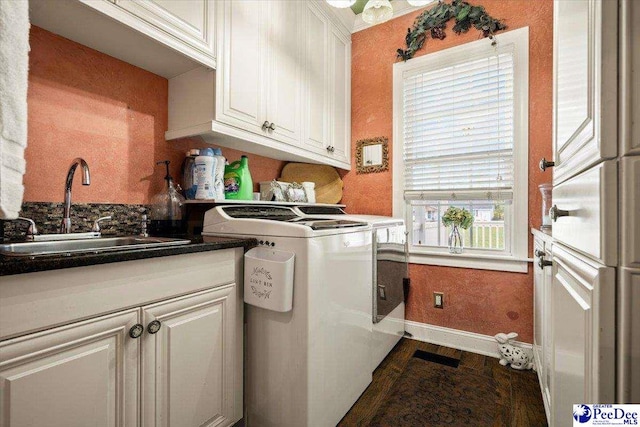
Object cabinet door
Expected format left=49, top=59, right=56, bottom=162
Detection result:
left=532, top=237, right=546, bottom=376
left=141, top=284, right=240, bottom=427
left=551, top=244, right=615, bottom=426
left=552, top=0, right=617, bottom=184
left=618, top=268, right=640, bottom=403
left=0, top=309, right=140, bottom=427
left=542, top=243, right=553, bottom=422
left=328, top=25, right=351, bottom=164
left=115, top=0, right=216, bottom=65
left=301, top=2, right=330, bottom=154
left=218, top=0, right=267, bottom=134
left=265, top=1, right=302, bottom=146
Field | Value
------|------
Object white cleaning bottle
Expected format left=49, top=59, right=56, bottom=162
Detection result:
left=195, top=148, right=217, bottom=199
left=212, top=148, right=226, bottom=199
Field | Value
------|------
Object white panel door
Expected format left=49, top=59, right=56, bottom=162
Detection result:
left=302, top=2, right=330, bottom=154
left=265, top=1, right=302, bottom=146
left=618, top=268, right=640, bottom=403
left=0, top=309, right=140, bottom=427
left=141, top=285, right=239, bottom=427
left=116, top=0, right=216, bottom=63
left=551, top=244, right=615, bottom=426
left=621, top=156, right=640, bottom=268
left=328, top=26, right=351, bottom=165
left=218, top=0, right=266, bottom=134
left=552, top=0, right=617, bottom=184
left=533, top=237, right=546, bottom=375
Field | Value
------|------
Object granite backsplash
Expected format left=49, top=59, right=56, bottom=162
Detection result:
left=1, top=202, right=148, bottom=241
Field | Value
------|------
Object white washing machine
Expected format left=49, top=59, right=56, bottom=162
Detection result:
left=293, top=206, right=408, bottom=372
left=202, top=205, right=373, bottom=427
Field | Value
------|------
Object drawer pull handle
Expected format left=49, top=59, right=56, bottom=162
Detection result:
left=549, top=205, right=569, bottom=222
left=129, top=324, right=144, bottom=339
left=538, top=258, right=552, bottom=269
left=539, top=157, right=555, bottom=171
left=147, top=320, right=162, bottom=334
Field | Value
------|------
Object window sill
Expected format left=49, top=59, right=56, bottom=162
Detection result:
left=407, top=251, right=532, bottom=273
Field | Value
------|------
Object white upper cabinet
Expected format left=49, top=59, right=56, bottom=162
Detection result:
left=167, top=0, right=352, bottom=170
left=551, top=0, right=617, bottom=184
left=265, top=1, right=303, bottom=146
left=218, top=0, right=266, bottom=134
left=302, top=2, right=330, bottom=155
left=29, top=0, right=216, bottom=78
left=115, top=0, right=216, bottom=66
left=328, top=26, right=351, bottom=165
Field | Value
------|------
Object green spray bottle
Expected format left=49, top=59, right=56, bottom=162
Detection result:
left=224, top=155, right=253, bottom=200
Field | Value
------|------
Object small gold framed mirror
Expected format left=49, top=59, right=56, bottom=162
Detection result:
left=356, top=137, right=389, bottom=174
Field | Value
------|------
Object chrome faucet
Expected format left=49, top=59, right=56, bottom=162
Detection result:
left=60, top=158, right=91, bottom=233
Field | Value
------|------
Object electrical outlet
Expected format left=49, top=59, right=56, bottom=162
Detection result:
left=433, top=292, right=444, bottom=309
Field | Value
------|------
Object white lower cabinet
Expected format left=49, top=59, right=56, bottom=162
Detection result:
left=0, top=309, right=141, bottom=427
left=551, top=243, right=615, bottom=425
left=0, top=250, right=243, bottom=427
left=532, top=231, right=553, bottom=424
left=142, top=285, right=238, bottom=427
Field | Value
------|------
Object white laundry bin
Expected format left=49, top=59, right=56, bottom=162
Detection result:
left=244, top=247, right=295, bottom=312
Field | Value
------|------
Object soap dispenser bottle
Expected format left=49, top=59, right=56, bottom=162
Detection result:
left=149, top=160, right=186, bottom=235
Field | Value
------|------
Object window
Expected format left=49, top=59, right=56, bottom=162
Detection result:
left=392, top=28, right=529, bottom=272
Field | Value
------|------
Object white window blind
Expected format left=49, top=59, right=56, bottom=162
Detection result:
left=402, top=48, right=515, bottom=201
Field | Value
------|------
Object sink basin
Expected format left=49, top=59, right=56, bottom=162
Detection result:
left=0, top=236, right=191, bottom=257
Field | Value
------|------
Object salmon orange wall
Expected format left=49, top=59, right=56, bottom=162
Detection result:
left=25, top=26, right=284, bottom=204
left=344, top=0, right=554, bottom=343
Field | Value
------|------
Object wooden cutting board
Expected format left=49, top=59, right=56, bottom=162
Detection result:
left=280, top=163, right=343, bottom=204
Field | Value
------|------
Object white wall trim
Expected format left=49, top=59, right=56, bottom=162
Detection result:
left=404, top=319, right=533, bottom=359
left=352, top=0, right=436, bottom=33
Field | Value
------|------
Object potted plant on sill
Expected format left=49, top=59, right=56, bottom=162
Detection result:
left=442, top=207, right=474, bottom=254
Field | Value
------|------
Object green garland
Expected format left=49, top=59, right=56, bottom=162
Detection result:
left=397, top=0, right=507, bottom=61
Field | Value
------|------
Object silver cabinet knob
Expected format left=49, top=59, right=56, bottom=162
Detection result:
left=268, top=122, right=276, bottom=131
left=147, top=320, right=161, bottom=334
left=326, top=146, right=335, bottom=153
left=538, top=258, right=552, bottom=269
left=129, top=324, right=144, bottom=339
left=534, top=249, right=544, bottom=258
left=262, top=121, right=270, bottom=131
left=549, top=205, right=569, bottom=222
left=539, top=157, right=555, bottom=171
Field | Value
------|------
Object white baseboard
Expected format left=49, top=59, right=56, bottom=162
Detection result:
left=404, top=320, right=533, bottom=359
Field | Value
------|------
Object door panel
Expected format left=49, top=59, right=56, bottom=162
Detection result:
left=621, top=156, right=640, bottom=267
left=0, top=309, right=140, bottom=427
left=617, top=268, right=640, bottom=403
left=266, top=1, right=302, bottom=145
left=219, top=0, right=265, bottom=133
left=551, top=244, right=615, bottom=426
left=302, top=2, right=329, bottom=154
left=552, top=0, right=617, bottom=184
left=116, top=0, right=215, bottom=59
left=142, top=285, right=238, bottom=427
left=329, top=26, right=351, bottom=164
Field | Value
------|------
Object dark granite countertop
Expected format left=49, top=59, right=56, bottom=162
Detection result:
left=0, top=235, right=256, bottom=277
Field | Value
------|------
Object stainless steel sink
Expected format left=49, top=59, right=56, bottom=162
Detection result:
left=0, top=236, right=191, bottom=257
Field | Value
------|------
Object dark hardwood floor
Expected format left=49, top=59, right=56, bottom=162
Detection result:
left=338, top=338, right=548, bottom=427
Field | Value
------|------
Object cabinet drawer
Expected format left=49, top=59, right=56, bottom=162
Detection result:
left=621, top=156, right=640, bottom=267
left=551, top=160, right=617, bottom=266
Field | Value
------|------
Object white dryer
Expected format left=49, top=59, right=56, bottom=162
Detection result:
left=202, top=205, right=372, bottom=427
left=293, top=205, right=408, bottom=372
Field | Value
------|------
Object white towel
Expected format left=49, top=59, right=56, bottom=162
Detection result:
left=0, top=0, right=29, bottom=219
